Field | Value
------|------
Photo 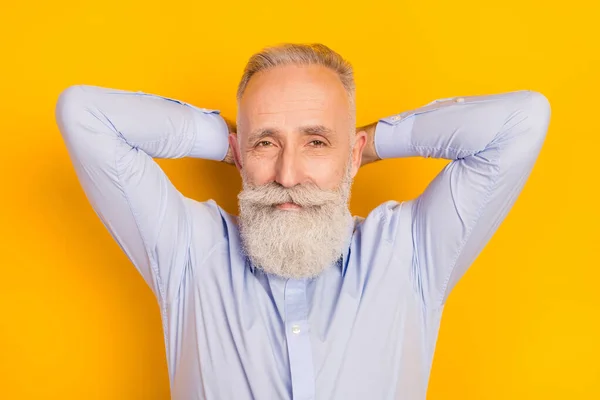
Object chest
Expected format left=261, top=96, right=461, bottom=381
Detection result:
left=169, top=253, right=434, bottom=400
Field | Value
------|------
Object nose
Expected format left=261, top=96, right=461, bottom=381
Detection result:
left=275, top=146, right=303, bottom=188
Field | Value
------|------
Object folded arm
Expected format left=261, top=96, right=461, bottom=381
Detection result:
left=55, top=84, right=230, bottom=304
left=365, top=90, right=551, bottom=307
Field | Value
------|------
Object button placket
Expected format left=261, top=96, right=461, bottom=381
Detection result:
left=284, top=279, right=315, bottom=400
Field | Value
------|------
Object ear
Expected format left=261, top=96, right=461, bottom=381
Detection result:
left=228, top=133, right=243, bottom=172
left=350, top=130, right=368, bottom=177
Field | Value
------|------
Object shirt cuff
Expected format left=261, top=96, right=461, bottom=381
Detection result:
left=188, top=106, right=230, bottom=161
left=374, top=114, right=416, bottom=159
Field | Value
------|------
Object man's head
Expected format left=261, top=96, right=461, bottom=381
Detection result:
left=230, top=43, right=367, bottom=278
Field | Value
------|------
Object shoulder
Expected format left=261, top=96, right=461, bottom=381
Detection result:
left=354, top=200, right=415, bottom=244
left=184, top=198, right=239, bottom=240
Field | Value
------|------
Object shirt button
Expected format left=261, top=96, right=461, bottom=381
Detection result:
left=291, top=324, right=301, bottom=334
left=454, top=97, right=465, bottom=103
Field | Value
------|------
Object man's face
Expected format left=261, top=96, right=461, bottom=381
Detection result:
left=230, top=64, right=366, bottom=278
left=234, top=64, right=361, bottom=191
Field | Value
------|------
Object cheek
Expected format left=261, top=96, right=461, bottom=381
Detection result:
left=304, top=155, right=347, bottom=190
left=242, top=155, right=276, bottom=185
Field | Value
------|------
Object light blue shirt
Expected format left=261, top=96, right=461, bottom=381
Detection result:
left=55, top=85, right=551, bottom=400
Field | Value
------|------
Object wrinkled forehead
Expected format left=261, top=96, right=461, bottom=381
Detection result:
left=237, top=65, right=352, bottom=140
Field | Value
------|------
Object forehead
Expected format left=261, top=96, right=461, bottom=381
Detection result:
left=238, top=64, right=351, bottom=137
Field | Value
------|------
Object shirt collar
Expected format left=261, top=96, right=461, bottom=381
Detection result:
left=339, top=214, right=359, bottom=276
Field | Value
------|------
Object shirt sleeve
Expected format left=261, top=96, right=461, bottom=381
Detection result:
left=55, top=84, right=230, bottom=305
left=374, top=90, right=551, bottom=307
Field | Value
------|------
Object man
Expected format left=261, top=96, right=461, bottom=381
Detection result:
left=55, top=43, right=551, bottom=399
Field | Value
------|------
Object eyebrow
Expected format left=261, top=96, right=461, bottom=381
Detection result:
left=247, top=125, right=334, bottom=143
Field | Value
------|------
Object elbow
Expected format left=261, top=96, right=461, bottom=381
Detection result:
left=55, top=85, right=90, bottom=135
left=55, top=85, right=102, bottom=155
left=495, top=91, right=551, bottom=166
left=527, top=91, right=552, bottom=139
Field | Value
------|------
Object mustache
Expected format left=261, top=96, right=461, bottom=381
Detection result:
left=238, top=181, right=341, bottom=208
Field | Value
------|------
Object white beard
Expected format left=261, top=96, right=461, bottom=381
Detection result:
left=237, top=163, right=353, bottom=279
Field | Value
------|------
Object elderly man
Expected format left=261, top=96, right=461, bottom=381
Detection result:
left=55, top=43, right=551, bottom=400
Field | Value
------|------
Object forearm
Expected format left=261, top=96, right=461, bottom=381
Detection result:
left=56, top=85, right=231, bottom=162
left=371, top=90, right=550, bottom=162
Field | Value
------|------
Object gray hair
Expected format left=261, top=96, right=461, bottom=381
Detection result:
left=236, top=43, right=356, bottom=126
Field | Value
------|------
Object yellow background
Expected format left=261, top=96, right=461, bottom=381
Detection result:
left=1, top=0, right=598, bottom=398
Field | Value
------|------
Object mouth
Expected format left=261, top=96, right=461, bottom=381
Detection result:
left=274, top=202, right=302, bottom=211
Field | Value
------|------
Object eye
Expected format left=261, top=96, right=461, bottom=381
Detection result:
left=309, top=140, right=326, bottom=147
left=256, top=141, right=273, bottom=147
